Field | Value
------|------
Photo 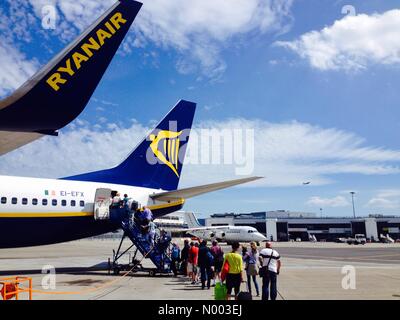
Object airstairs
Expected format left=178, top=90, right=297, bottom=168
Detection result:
left=94, top=188, right=172, bottom=276
left=109, top=209, right=173, bottom=276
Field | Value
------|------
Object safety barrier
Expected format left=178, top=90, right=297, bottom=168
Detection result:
left=0, top=277, right=32, bottom=300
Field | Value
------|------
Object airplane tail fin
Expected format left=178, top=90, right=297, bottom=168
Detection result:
left=0, top=0, right=142, bottom=134
left=182, top=212, right=203, bottom=228
left=63, top=100, right=196, bottom=190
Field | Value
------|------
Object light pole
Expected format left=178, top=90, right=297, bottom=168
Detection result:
left=350, top=191, right=356, bottom=218
left=320, top=208, right=323, bottom=218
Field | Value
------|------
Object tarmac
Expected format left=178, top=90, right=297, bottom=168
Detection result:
left=0, top=240, right=399, bottom=300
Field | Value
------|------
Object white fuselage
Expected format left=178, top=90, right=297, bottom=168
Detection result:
left=0, top=175, right=162, bottom=215
left=0, top=175, right=184, bottom=248
left=188, top=226, right=267, bottom=243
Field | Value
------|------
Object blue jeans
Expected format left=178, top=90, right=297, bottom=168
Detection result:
left=262, top=271, right=277, bottom=301
left=247, top=274, right=260, bottom=295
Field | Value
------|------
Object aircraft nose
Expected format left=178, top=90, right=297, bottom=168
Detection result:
left=257, top=233, right=267, bottom=241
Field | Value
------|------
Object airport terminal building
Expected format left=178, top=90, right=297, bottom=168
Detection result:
left=204, top=210, right=400, bottom=242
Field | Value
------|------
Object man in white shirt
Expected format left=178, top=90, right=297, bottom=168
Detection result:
left=112, top=192, right=121, bottom=208
left=259, top=242, right=281, bottom=301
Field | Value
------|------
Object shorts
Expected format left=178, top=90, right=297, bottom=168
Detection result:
left=187, top=262, right=197, bottom=273
left=226, top=273, right=241, bottom=296
left=214, top=260, right=223, bottom=273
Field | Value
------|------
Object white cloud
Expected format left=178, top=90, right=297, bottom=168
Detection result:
left=0, top=1, right=38, bottom=43
left=0, top=41, right=38, bottom=97
left=1, top=118, right=400, bottom=188
left=0, top=0, right=294, bottom=96
left=91, top=97, right=119, bottom=107
left=306, top=196, right=350, bottom=208
left=276, top=9, right=400, bottom=71
left=0, top=2, right=40, bottom=97
left=134, top=0, right=293, bottom=78
left=366, top=189, right=400, bottom=209
left=366, top=197, right=399, bottom=209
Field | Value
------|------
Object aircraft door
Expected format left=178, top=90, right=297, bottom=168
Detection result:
left=94, top=188, right=112, bottom=220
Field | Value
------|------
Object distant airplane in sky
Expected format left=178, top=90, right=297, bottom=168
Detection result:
left=303, top=182, right=311, bottom=185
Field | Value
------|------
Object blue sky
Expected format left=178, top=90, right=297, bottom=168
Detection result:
left=1, top=0, right=400, bottom=218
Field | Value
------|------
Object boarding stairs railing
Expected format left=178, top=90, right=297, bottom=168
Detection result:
left=118, top=216, right=172, bottom=273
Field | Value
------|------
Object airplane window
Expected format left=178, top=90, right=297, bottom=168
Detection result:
left=42, top=199, right=48, bottom=206
left=61, top=200, right=67, bottom=207
left=32, top=199, right=38, bottom=205
left=52, top=199, right=57, bottom=206
left=71, top=200, right=76, bottom=207
left=1, top=197, right=6, bottom=204
left=80, top=200, right=85, bottom=207
left=22, top=198, right=28, bottom=205
left=12, top=197, right=17, bottom=205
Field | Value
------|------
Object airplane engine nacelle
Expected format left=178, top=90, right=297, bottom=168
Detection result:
left=215, top=231, right=226, bottom=240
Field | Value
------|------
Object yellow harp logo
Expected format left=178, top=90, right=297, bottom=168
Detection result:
left=149, top=130, right=183, bottom=177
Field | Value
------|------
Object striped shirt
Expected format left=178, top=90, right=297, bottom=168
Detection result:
left=260, top=248, right=280, bottom=273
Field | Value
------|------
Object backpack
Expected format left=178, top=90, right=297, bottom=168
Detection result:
left=206, top=250, right=214, bottom=265
left=171, top=247, right=180, bottom=260
left=211, top=246, right=224, bottom=262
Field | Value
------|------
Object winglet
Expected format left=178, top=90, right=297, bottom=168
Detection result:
left=0, top=0, right=142, bottom=133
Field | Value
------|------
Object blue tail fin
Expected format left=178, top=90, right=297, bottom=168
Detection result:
left=63, top=100, right=196, bottom=190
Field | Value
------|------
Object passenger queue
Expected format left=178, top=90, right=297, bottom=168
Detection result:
left=170, top=238, right=282, bottom=301
left=110, top=192, right=281, bottom=301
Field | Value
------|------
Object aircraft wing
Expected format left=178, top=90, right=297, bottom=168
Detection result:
left=0, top=0, right=142, bottom=156
left=150, top=176, right=263, bottom=202
left=0, top=131, right=44, bottom=156
left=168, top=226, right=226, bottom=237
left=178, top=226, right=226, bottom=232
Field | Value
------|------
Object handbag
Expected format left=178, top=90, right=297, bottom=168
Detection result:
left=248, top=263, right=258, bottom=276
left=259, top=250, right=274, bottom=278
left=258, top=266, right=267, bottom=278
left=214, top=282, right=227, bottom=300
left=220, top=260, right=230, bottom=282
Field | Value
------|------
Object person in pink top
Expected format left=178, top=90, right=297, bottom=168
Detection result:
left=210, top=240, right=224, bottom=285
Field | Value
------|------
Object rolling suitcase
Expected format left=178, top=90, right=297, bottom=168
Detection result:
left=237, top=291, right=252, bottom=300
left=237, top=276, right=252, bottom=300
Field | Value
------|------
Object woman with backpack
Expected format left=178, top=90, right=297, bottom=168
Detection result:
left=210, top=240, right=224, bottom=285
left=170, top=243, right=180, bottom=276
